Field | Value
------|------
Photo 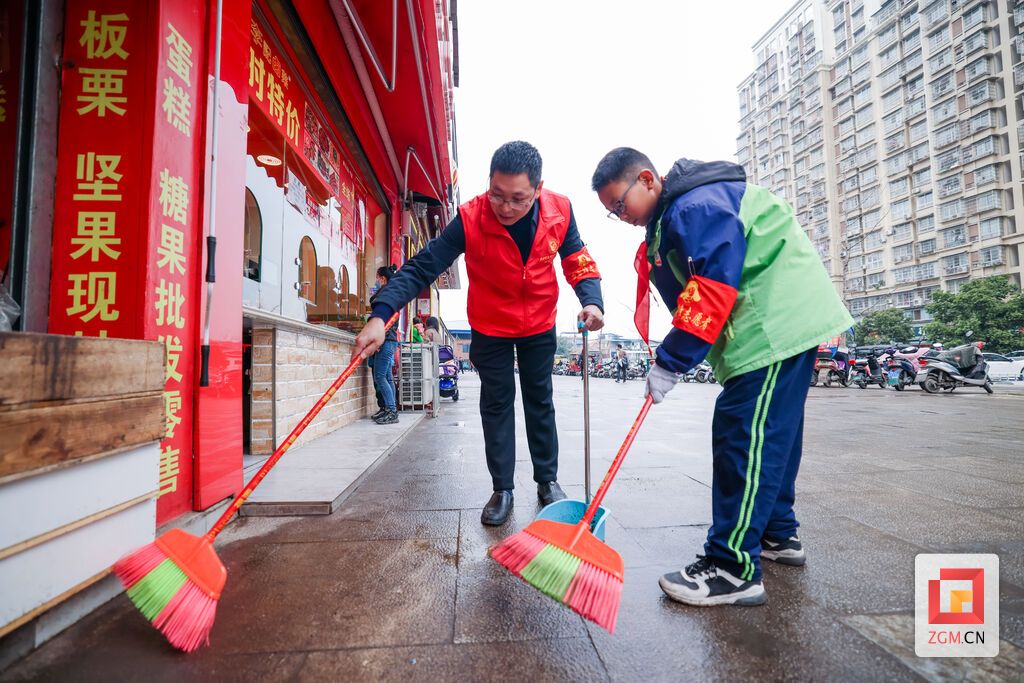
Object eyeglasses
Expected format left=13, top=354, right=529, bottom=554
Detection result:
left=487, top=191, right=535, bottom=211
left=607, top=176, right=640, bottom=220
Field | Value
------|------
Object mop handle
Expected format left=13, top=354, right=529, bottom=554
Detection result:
left=579, top=395, right=654, bottom=527
left=579, top=321, right=591, bottom=503
left=205, top=313, right=400, bottom=540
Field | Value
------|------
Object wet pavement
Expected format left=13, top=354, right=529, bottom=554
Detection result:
left=3, top=373, right=1024, bottom=682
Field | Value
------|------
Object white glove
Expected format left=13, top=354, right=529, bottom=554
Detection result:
left=645, top=363, right=678, bottom=404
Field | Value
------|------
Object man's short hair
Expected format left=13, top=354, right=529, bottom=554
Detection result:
left=591, top=147, right=658, bottom=191
left=490, top=141, right=543, bottom=187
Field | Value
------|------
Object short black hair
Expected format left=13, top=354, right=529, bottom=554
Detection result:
left=490, top=141, right=542, bottom=187
left=377, top=265, right=397, bottom=281
left=426, top=316, right=440, bottom=330
left=591, top=147, right=658, bottom=191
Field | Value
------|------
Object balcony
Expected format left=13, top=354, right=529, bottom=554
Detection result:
left=943, top=263, right=969, bottom=275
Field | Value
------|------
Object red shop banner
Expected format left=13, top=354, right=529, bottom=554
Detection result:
left=48, top=0, right=151, bottom=339
left=143, top=0, right=206, bottom=523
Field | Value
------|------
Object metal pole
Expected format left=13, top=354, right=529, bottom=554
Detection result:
left=581, top=324, right=591, bottom=503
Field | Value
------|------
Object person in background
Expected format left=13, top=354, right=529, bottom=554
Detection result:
left=368, top=265, right=399, bottom=425
left=412, top=318, right=425, bottom=342
left=424, top=316, right=444, bottom=344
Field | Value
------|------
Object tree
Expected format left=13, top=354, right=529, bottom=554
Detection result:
left=924, top=276, right=1024, bottom=352
left=853, top=308, right=914, bottom=345
left=555, top=335, right=576, bottom=358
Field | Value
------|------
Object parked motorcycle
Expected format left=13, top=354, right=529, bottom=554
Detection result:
left=917, top=342, right=994, bottom=394
left=694, top=361, right=715, bottom=384
left=812, top=346, right=853, bottom=387
left=885, top=345, right=929, bottom=391
left=851, top=349, right=888, bottom=389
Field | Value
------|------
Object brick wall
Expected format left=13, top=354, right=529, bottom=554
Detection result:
left=249, top=328, right=275, bottom=454
left=272, top=328, right=373, bottom=449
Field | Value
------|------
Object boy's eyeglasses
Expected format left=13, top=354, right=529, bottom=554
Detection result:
left=607, top=176, right=640, bottom=220
left=487, top=192, right=534, bottom=211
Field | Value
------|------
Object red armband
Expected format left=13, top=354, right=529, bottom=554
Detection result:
left=671, top=275, right=738, bottom=344
left=561, top=247, right=601, bottom=286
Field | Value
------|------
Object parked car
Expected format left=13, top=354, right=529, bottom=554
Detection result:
left=1006, top=350, right=1024, bottom=359
left=980, top=353, right=1024, bottom=382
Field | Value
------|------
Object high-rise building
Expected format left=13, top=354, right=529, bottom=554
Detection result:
left=739, top=0, right=1024, bottom=335
left=738, top=0, right=842, bottom=283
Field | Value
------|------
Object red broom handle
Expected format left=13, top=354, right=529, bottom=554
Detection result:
left=579, top=395, right=654, bottom=529
left=205, top=313, right=400, bottom=540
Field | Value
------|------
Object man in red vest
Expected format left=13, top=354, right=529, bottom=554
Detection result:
left=354, top=141, right=605, bottom=525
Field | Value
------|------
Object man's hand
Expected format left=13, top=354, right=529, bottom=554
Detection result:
left=578, top=304, right=604, bottom=332
left=353, top=317, right=386, bottom=359
left=645, top=363, right=678, bottom=404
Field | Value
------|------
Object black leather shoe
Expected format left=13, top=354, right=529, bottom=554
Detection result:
left=481, top=491, right=513, bottom=526
left=537, top=481, right=567, bottom=507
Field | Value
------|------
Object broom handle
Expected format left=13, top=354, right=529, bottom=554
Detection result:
left=205, top=313, right=400, bottom=540
left=579, top=322, right=590, bottom=503
left=579, top=395, right=654, bottom=527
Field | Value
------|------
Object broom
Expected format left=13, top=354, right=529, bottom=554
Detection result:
left=113, top=313, right=399, bottom=651
left=490, top=395, right=654, bottom=633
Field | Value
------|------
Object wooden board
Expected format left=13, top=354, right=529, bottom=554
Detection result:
left=0, top=332, right=164, bottom=410
left=0, top=395, right=165, bottom=479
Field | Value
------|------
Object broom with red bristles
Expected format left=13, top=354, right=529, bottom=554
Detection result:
left=490, top=395, right=654, bottom=633
left=114, top=313, right=399, bottom=652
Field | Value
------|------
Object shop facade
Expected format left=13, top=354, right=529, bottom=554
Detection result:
left=0, top=0, right=457, bottom=654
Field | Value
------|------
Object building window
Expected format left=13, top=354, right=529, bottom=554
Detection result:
left=942, top=226, right=967, bottom=249
left=893, top=243, right=914, bottom=263
left=893, top=222, right=913, bottom=241
left=890, top=177, right=910, bottom=197
left=917, top=238, right=937, bottom=256
left=918, top=215, right=935, bottom=233
left=974, top=164, right=999, bottom=186
left=913, top=167, right=931, bottom=187
left=298, top=236, right=317, bottom=303
left=978, top=246, right=1004, bottom=266
left=891, top=198, right=912, bottom=220
left=243, top=188, right=262, bottom=282
left=979, top=217, right=1003, bottom=240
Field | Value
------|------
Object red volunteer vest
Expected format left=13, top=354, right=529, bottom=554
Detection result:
left=461, top=189, right=598, bottom=338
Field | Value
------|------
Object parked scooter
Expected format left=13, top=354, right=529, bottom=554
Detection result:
left=812, top=346, right=853, bottom=387
left=885, top=345, right=929, bottom=391
left=694, top=361, right=715, bottom=384
left=851, top=349, right=889, bottom=389
left=917, top=339, right=994, bottom=394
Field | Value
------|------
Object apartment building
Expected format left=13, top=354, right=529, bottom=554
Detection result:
left=739, top=0, right=1024, bottom=335
left=737, top=0, right=843, bottom=280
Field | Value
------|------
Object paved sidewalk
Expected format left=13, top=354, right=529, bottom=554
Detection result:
left=3, top=373, right=1024, bottom=681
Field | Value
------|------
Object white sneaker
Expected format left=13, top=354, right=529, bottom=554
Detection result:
left=658, top=556, right=766, bottom=606
left=761, top=536, right=806, bottom=566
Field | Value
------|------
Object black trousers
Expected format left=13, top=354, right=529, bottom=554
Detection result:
left=470, top=326, right=558, bottom=491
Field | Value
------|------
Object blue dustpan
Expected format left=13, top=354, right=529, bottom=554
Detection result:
left=536, top=498, right=610, bottom=541
left=535, top=323, right=609, bottom=541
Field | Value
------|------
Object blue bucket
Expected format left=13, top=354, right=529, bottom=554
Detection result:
left=535, top=499, right=610, bottom=541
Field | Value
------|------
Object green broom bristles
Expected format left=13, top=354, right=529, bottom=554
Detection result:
left=520, top=544, right=582, bottom=602
left=126, top=559, right=188, bottom=621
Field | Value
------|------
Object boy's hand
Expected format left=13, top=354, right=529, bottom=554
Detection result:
left=578, top=305, right=604, bottom=331
left=354, top=317, right=386, bottom=359
left=645, top=363, right=677, bottom=404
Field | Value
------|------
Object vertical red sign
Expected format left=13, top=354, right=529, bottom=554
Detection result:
left=48, top=1, right=150, bottom=339
left=144, top=1, right=206, bottom=523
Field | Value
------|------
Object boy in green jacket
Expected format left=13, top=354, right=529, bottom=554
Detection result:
left=592, top=148, right=853, bottom=606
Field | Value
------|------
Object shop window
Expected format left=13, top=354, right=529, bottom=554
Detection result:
left=298, top=236, right=316, bottom=303
left=243, top=188, right=262, bottom=281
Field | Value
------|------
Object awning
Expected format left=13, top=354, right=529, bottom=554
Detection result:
left=293, top=0, right=455, bottom=216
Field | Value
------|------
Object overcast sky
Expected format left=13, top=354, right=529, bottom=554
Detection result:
left=441, top=0, right=797, bottom=337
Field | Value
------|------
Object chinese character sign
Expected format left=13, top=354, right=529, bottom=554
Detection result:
left=49, top=1, right=148, bottom=340
left=144, top=0, right=205, bottom=523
